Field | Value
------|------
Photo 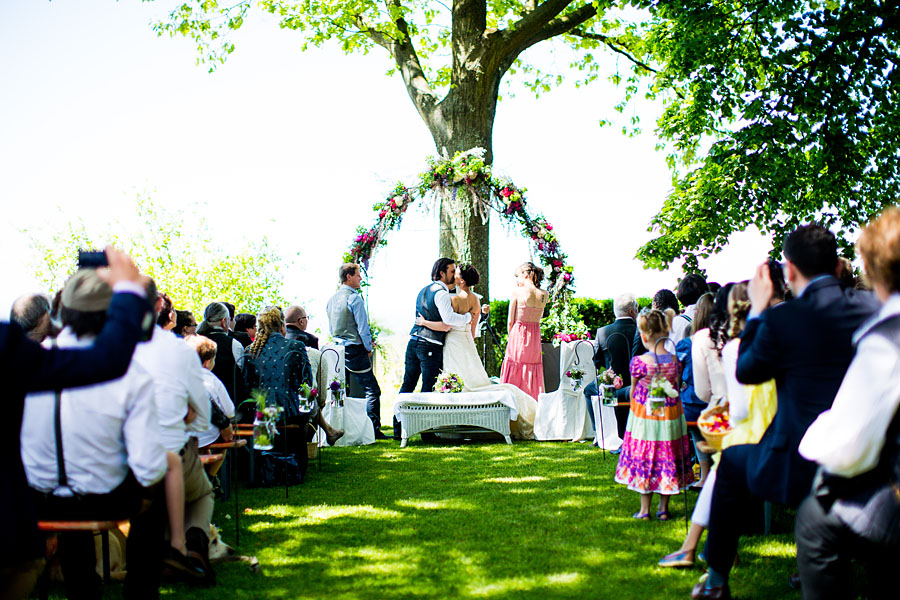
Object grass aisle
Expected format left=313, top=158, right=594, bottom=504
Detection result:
left=165, top=439, right=798, bottom=599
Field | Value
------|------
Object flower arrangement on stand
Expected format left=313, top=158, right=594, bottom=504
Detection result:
left=597, top=368, right=624, bottom=406
left=435, top=371, right=464, bottom=394
left=251, top=390, right=283, bottom=451
left=329, top=377, right=344, bottom=407
left=648, top=374, right=679, bottom=417
left=298, top=383, right=319, bottom=413
left=566, top=366, right=585, bottom=391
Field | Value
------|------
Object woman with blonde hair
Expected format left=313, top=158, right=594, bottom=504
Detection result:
left=243, top=307, right=343, bottom=474
left=615, top=307, right=694, bottom=520
left=500, top=262, right=548, bottom=399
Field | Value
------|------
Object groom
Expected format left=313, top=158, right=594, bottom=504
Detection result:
left=397, top=258, right=472, bottom=413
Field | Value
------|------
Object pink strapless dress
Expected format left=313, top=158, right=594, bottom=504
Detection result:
left=501, top=305, right=544, bottom=400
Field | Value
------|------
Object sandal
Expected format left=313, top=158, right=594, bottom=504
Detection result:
left=658, top=550, right=695, bottom=568
left=656, top=509, right=670, bottom=521
left=632, top=512, right=651, bottom=520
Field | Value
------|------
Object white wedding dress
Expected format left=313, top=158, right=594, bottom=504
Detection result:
left=443, top=324, right=537, bottom=439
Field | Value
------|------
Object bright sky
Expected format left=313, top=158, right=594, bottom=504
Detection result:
left=0, top=0, right=773, bottom=340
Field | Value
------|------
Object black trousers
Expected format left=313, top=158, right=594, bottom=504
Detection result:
left=796, top=494, right=898, bottom=599
left=399, top=338, right=443, bottom=394
left=345, top=343, right=382, bottom=430
left=32, top=474, right=164, bottom=600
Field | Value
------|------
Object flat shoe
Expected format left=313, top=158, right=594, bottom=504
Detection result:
left=658, top=550, right=694, bottom=568
left=656, top=509, right=670, bottom=521
left=691, top=580, right=731, bottom=599
left=632, top=512, right=651, bottom=520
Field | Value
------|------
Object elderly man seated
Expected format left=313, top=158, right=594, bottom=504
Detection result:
left=10, top=293, right=53, bottom=343
left=20, top=270, right=170, bottom=599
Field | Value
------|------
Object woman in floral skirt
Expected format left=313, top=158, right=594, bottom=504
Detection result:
left=615, top=307, right=694, bottom=520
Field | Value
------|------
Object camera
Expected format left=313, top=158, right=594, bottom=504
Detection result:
left=77, top=250, right=108, bottom=269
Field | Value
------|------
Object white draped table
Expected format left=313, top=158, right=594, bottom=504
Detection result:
left=394, top=391, right=518, bottom=448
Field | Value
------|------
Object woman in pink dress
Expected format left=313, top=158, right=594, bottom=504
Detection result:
left=501, top=262, right=548, bottom=400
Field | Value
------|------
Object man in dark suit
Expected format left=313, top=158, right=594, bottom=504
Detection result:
left=692, top=225, right=879, bottom=600
left=584, top=293, right=637, bottom=439
left=1, top=247, right=153, bottom=599
left=285, top=305, right=319, bottom=349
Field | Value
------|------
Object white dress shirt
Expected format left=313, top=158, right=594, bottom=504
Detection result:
left=21, top=328, right=167, bottom=494
left=670, top=304, right=697, bottom=343
left=800, top=293, right=900, bottom=478
left=191, top=369, right=235, bottom=448
left=416, top=281, right=472, bottom=345
left=133, top=325, right=210, bottom=453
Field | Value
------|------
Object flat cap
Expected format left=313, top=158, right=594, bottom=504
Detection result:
left=61, top=269, right=112, bottom=312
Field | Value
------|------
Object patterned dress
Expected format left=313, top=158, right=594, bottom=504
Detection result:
left=615, top=353, right=694, bottom=494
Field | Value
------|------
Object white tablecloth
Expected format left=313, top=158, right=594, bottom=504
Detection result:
left=534, top=340, right=597, bottom=441
left=317, top=344, right=374, bottom=447
left=590, top=395, right=623, bottom=450
left=394, top=390, right=519, bottom=426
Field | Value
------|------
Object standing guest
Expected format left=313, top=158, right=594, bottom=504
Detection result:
left=20, top=270, right=193, bottom=599
left=795, top=208, right=900, bottom=598
left=156, top=292, right=176, bottom=331
left=633, top=289, right=680, bottom=357
left=174, top=310, right=197, bottom=337
left=328, top=263, right=388, bottom=439
left=234, top=313, right=256, bottom=345
left=198, top=302, right=244, bottom=403
left=0, top=247, right=152, bottom=600
left=285, top=305, right=319, bottom=349
left=691, top=225, right=879, bottom=600
left=615, top=308, right=694, bottom=520
left=583, top=293, right=637, bottom=438
left=9, top=293, right=53, bottom=342
left=501, top=262, right=548, bottom=400
left=132, top=281, right=216, bottom=584
left=671, top=274, right=709, bottom=343
left=244, top=306, right=344, bottom=473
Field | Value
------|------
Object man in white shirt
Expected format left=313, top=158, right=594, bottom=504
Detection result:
left=185, top=335, right=235, bottom=450
left=20, top=269, right=168, bottom=599
left=671, top=274, right=708, bottom=343
left=132, top=280, right=216, bottom=583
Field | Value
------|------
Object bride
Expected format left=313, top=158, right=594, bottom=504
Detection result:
left=416, top=264, right=537, bottom=439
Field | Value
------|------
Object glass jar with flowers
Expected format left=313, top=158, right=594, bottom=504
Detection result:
left=566, top=366, right=585, bottom=391
left=251, top=390, right=283, bottom=451
left=597, top=368, right=625, bottom=406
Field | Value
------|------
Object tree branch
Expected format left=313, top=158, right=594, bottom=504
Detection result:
left=499, top=0, right=578, bottom=53
left=570, top=29, right=657, bottom=73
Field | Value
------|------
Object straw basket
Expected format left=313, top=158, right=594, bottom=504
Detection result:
left=697, top=400, right=731, bottom=452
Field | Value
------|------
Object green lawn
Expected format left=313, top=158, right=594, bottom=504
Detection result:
left=62, top=435, right=800, bottom=599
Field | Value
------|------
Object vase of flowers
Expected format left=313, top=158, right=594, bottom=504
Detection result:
left=648, top=374, right=678, bottom=417
left=251, top=390, right=283, bottom=451
left=435, top=371, right=464, bottom=393
left=298, top=383, right=319, bottom=414
left=329, top=377, right=344, bottom=407
left=597, top=368, right=624, bottom=407
left=566, top=366, right=585, bottom=391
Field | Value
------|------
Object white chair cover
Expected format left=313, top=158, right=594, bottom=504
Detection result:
left=318, top=344, right=375, bottom=447
left=590, top=395, right=623, bottom=450
left=534, top=340, right=597, bottom=441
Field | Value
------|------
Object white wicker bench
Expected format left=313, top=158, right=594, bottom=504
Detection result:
left=397, top=402, right=512, bottom=448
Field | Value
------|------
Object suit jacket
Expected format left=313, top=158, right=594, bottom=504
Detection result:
left=594, top=317, right=637, bottom=386
left=1, top=291, right=151, bottom=563
left=735, top=276, right=878, bottom=506
left=285, top=325, right=319, bottom=350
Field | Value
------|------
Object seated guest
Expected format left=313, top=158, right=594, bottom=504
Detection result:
left=185, top=335, right=234, bottom=478
left=692, top=225, right=879, bottom=599
left=633, top=289, right=680, bottom=357
left=796, top=207, right=900, bottom=598
left=198, top=302, right=245, bottom=403
left=10, top=293, right=53, bottom=343
left=221, top=301, right=251, bottom=347
left=584, top=293, right=636, bottom=438
left=233, top=312, right=256, bottom=345
left=285, top=305, right=319, bottom=349
left=174, top=309, right=197, bottom=337
left=133, top=281, right=216, bottom=583
left=682, top=291, right=717, bottom=487
left=20, top=269, right=172, bottom=599
left=672, top=274, right=709, bottom=343
left=156, top=292, right=176, bottom=331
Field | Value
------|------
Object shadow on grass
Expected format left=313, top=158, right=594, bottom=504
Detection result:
left=152, top=440, right=799, bottom=600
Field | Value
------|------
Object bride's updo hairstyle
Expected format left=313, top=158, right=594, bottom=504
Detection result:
left=247, top=305, right=284, bottom=358
left=859, top=206, right=900, bottom=294
left=516, top=262, right=544, bottom=287
left=637, top=307, right=675, bottom=340
left=458, top=264, right=480, bottom=287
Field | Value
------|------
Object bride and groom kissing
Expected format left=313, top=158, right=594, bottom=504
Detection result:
left=396, top=258, right=537, bottom=440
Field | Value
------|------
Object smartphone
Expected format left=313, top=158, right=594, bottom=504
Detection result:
left=78, top=250, right=108, bottom=269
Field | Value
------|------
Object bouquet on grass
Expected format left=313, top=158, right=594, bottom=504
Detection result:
left=435, top=371, right=464, bottom=394
left=252, top=389, right=283, bottom=451
left=566, top=366, right=585, bottom=391
left=597, top=368, right=624, bottom=406
left=647, top=374, right=679, bottom=417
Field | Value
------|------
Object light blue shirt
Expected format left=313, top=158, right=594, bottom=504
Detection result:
left=342, top=284, right=373, bottom=352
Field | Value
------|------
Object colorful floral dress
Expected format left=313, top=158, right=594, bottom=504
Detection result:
left=614, top=353, right=694, bottom=494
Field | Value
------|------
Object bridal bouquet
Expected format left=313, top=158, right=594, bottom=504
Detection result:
left=647, top=374, right=679, bottom=417
left=435, top=371, right=464, bottom=394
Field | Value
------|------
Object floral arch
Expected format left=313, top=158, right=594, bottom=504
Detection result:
left=342, top=149, right=582, bottom=338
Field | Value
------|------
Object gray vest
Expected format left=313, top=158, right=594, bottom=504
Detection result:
left=409, top=282, right=446, bottom=344
left=327, top=286, right=362, bottom=345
